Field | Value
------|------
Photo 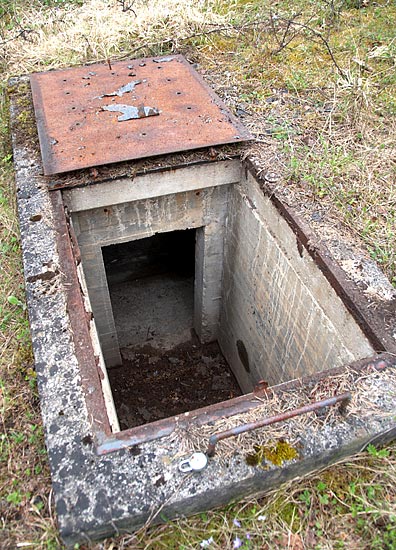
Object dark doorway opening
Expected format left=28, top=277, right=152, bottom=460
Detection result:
left=102, top=229, right=196, bottom=350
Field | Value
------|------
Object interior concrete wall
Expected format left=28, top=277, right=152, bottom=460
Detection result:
left=218, top=170, right=375, bottom=393
left=68, top=158, right=374, bottom=390
left=62, top=160, right=241, bottom=212
left=71, top=185, right=229, bottom=366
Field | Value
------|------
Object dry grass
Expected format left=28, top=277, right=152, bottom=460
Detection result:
left=1, top=0, right=226, bottom=73
left=174, top=366, right=396, bottom=460
left=85, top=446, right=396, bottom=550
left=191, top=0, right=396, bottom=284
left=1, top=0, right=396, bottom=548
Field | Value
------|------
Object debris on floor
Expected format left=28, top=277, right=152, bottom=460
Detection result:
left=108, top=335, right=242, bottom=429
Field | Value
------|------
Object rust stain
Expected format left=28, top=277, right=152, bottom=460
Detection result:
left=50, top=192, right=111, bottom=437
left=253, top=379, right=270, bottom=397
left=30, top=55, right=252, bottom=176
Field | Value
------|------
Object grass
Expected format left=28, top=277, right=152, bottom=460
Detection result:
left=0, top=0, right=396, bottom=548
left=95, top=446, right=396, bottom=549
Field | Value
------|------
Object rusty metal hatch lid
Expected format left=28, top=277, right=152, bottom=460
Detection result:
left=30, top=55, right=252, bottom=176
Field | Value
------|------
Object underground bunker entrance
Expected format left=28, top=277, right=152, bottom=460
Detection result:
left=102, top=229, right=242, bottom=430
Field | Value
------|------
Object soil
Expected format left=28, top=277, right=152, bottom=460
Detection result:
left=108, top=334, right=242, bottom=430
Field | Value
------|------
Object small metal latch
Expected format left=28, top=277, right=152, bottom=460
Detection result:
left=179, top=452, right=208, bottom=473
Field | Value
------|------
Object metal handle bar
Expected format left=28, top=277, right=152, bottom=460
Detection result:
left=207, top=392, right=351, bottom=457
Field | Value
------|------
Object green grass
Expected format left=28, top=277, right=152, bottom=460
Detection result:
left=113, top=448, right=396, bottom=549
left=1, top=0, right=396, bottom=548
left=201, top=0, right=396, bottom=281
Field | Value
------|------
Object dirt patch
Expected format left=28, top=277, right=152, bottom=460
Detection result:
left=108, top=335, right=242, bottom=430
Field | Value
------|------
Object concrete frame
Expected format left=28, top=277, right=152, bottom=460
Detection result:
left=9, top=77, right=396, bottom=547
left=68, top=166, right=235, bottom=366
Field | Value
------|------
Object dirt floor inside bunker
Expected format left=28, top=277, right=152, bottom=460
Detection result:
left=107, top=335, right=242, bottom=430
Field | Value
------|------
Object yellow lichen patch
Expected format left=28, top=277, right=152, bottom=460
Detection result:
left=15, top=105, right=38, bottom=142
left=246, top=440, right=299, bottom=468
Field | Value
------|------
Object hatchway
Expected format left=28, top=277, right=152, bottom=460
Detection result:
left=67, top=161, right=377, bottom=441
left=10, top=56, right=396, bottom=546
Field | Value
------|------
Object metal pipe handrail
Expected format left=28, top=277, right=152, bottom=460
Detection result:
left=207, top=392, right=351, bottom=457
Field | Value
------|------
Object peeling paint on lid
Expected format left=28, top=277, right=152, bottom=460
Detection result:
left=102, top=104, right=160, bottom=121
left=98, top=79, right=144, bottom=98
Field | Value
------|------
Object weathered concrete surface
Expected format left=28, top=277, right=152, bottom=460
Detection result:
left=62, top=159, right=240, bottom=211
left=194, top=188, right=230, bottom=343
left=218, top=171, right=375, bottom=393
left=244, top=158, right=396, bottom=356
left=10, top=77, right=396, bottom=548
left=77, top=262, right=120, bottom=432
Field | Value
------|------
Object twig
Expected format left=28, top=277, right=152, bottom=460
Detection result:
left=270, top=10, right=303, bottom=53
left=0, top=27, right=35, bottom=47
left=273, top=16, right=346, bottom=77
left=116, top=0, right=137, bottom=16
